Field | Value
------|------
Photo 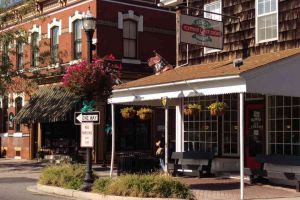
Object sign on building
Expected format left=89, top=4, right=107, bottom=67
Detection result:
left=180, top=14, right=223, bottom=49
left=80, top=122, right=94, bottom=148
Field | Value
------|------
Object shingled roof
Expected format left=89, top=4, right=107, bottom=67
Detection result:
left=14, top=84, right=80, bottom=123
left=114, top=47, right=300, bottom=90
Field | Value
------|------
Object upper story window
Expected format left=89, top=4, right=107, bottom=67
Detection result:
left=16, top=40, right=23, bottom=70
left=118, top=10, right=143, bottom=60
left=123, top=20, right=137, bottom=58
left=2, top=42, right=9, bottom=66
left=51, top=26, right=59, bottom=63
left=256, top=0, right=278, bottom=43
left=31, top=32, right=39, bottom=67
left=15, top=96, right=22, bottom=132
left=204, top=0, right=222, bottom=54
left=1, top=96, right=8, bottom=133
left=73, top=19, right=82, bottom=60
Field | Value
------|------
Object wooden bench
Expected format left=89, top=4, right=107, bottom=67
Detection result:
left=245, top=154, right=300, bottom=192
left=169, top=152, right=214, bottom=177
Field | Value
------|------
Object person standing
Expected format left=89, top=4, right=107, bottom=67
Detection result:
left=155, top=139, right=165, bottom=170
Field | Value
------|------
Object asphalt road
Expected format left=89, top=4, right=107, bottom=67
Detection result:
left=0, top=176, right=75, bottom=200
left=0, top=159, right=75, bottom=200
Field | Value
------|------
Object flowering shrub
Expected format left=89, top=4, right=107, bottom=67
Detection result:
left=62, top=55, right=121, bottom=100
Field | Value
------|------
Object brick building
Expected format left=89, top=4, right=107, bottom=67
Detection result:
left=0, top=0, right=175, bottom=161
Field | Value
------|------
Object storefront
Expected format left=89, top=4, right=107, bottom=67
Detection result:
left=109, top=48, right=300, bottom=173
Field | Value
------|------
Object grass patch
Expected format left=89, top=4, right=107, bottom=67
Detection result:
left=39, top=164, right=86, bottom=190
left=92, top=174, right=194, bottom=199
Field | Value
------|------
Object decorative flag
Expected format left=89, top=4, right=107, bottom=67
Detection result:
left=147, top=51, right=173, bottom=75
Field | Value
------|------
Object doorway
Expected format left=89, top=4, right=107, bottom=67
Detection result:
left=245, top=104, right=265, bottom=169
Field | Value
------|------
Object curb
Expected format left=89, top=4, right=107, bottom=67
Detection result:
left=35, top=184, right=183, bottom=200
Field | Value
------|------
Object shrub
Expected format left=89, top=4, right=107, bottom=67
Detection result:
left=92, top=174, right=194, bottom=200
left=39, top=164, right=86, bottom=190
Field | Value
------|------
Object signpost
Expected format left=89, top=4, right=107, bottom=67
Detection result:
left=180, top=14, right=223, bottom=49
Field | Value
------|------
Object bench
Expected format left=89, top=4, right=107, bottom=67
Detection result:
left=245, top=154, right=300, bottom=192
left=169, top=151, right=214, bottom=177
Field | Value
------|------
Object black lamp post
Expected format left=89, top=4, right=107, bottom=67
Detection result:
left=81, top=8, right=96, bottom=192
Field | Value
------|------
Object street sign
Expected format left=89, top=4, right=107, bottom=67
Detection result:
left=80, top=122, right=94, bottom=148
left=74, top=111, right=100, bottom=125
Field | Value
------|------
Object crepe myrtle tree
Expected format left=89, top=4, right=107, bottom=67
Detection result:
left=62, top=54, right=122, bottom=111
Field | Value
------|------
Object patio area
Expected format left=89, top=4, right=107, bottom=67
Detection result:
left=182, top=176, right=300, bottom=200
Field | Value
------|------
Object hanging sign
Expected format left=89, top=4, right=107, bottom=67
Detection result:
left=180, top=14, right=223, bottom=49
left=80, top=122, right=94, bottom=148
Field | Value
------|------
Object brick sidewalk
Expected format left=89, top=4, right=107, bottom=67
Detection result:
left=182, top=177, right=300, bottom=200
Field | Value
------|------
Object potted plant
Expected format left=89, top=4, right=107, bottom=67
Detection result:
left=208, top=102, right=227, bottom=116
left=120, top=107, right=136, bottom=119
left=137, top=107, right=153, bottom=120
left=183, top=103, right=202, bottom=116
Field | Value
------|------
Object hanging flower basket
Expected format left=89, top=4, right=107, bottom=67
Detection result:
left=183, top=103, right=202, bottom=116
left=120, top=107, right=136, bottom=119
left=208, top=102, right=227, bottom=116
left=137, top=108, right=152, bottom=120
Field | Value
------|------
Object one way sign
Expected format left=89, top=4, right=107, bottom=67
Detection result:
left=74, top=111, right=100, bottom=125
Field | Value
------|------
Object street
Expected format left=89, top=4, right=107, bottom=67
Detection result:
left=0, top=159, right=74, bottom=200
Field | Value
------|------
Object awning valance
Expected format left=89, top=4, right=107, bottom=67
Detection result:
left=109, top=47, right=300, bottom=105
left=15, top=84, right=80, bottom=123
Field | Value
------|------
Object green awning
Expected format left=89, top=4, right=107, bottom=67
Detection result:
left=15, top=84, right=80, bottom=123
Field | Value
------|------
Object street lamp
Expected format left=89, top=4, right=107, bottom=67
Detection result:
left=81, top=8, right=96, bottom=192
left=83, top=8, right=96, bottom=64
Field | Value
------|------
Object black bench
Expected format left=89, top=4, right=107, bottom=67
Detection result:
left=169, top=151, right=214, bottom=177
left=245, top=154, right=300, bottom=191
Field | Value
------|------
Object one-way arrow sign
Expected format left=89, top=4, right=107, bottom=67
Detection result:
left=74, top=111, right=100, bottom=125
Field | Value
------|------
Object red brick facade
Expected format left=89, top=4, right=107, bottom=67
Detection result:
left=0, top=0, right=175, bottom=160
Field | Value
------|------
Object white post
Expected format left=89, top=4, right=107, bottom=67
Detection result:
left=175, top=104, right=182, bottom=152
left=110, top=104, right=115, bottom=178
left=164, top=107, right=169, bottom=173
left=239, top=93, right=244, bottom=200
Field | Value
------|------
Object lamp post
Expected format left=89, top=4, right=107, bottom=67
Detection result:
left=81, top=8, right=96, bottom=192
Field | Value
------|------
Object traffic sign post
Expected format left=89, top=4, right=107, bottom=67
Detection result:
left=74, top=111, right=100, bottom=125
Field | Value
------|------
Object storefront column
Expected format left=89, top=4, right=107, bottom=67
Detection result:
left=37, top=123, right=42, bottom=150
left=164, top=107, right=169, bottom=173
left=110, top=104, right=115, bottom=178
left=239, top=93, right=245, bottom=200
left=175, top=102, right=183, bottom=152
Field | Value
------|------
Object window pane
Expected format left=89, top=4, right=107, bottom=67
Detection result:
left=129, top=21, right=137, bottom=39
left=123, top=21, right=130, bottom=38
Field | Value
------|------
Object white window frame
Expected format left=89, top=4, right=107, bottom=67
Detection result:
left=255, top=0, right=279, bottom=44
left=204, top=0, right=222, bottom=54
left=183, top=96, right=219, bottom=154
left=47, top=18, right=62, bottom=39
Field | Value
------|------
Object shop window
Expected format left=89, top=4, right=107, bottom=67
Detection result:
left=73, top=19, right=82, bottom=60
left=256, top=0, right=278, bottom=43
left=15, top=97, right=22, bottom=132
left=31, top=32, right=39, bottom=67
left=183, top=96, right=218, bottom=154
left=51, top=26, right=59, bottom=63
left=123, top=20, right=137, bottom=58
left=16, top=40, right=24, bottom=70
left=222, top=94, right=238, bottom=156
left=117, top=107, right=151, bottom=151
left=1, top=96, right=8, bottom=133
left=204, top=0, right=222, bottom=54
left=268, top=96, right=300, bottom=155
